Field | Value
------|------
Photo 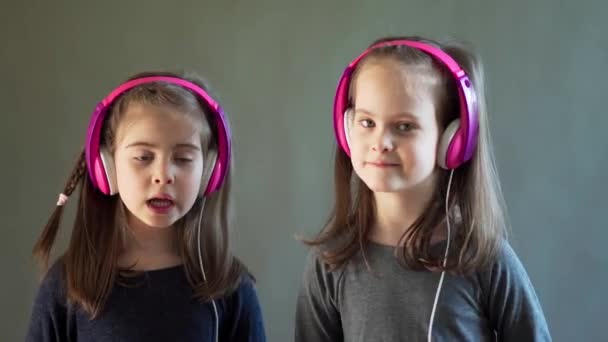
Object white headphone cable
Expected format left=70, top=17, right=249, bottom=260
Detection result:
left=428, top=169, right=454, bottom=342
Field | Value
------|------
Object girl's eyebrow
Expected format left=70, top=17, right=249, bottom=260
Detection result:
left=124, top=141, right=201, bottom=150
left=354, top=108, right=419, bottom=120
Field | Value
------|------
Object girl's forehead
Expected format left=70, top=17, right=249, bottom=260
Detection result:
left=355, top=58, right=436, bottom=91
left=115, top=103, right=204, bottom=145
left=353, top=62, right=437, bottom=116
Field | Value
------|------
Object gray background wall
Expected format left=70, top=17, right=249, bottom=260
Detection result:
left=1, top=0, right=605, bottom=341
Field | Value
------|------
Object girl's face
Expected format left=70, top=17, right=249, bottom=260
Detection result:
left=113, top=103, right=205, bottom=229
left=349, top=58, right=441, bottom=196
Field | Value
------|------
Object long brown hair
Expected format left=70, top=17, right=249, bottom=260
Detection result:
left=304, top=36, right=508, bottom=275
left=33, top=71, right=247, bottom=318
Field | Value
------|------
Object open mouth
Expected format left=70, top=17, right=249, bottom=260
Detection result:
left=146, top=198, right=175, bottom=212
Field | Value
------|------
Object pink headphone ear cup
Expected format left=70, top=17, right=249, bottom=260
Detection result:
left=437, top=119, right=460, bottom=169
left=99, top=148, right=118, bottom=195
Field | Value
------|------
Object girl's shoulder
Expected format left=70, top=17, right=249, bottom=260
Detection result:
left=219, top=259, right=262, bottom=311
left=301, top=242, right=351, bottom=291
left=484, top=239, right=525, bottom=275
left=218, top=268, right=266, bottom=339
left=35, top=259, right=68, bottom=304
left=476, top=239, right=535, bottom=292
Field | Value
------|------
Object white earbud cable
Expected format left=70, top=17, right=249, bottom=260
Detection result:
left=427, top=169, right=454, bottom=342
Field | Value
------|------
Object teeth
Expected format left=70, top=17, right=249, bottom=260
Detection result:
left=148, top=199, right=173, bottom=207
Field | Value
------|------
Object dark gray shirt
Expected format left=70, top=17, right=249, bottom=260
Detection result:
left=26, top=262, right=266, bottom=342
left=295, top=240, right=551, bottom=341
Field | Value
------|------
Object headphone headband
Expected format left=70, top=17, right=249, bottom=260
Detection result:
left=333, top=40, right=479, bottom=169
left=85, top=76, right=231, bottom=195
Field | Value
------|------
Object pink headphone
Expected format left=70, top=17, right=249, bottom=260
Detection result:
left=84, top=76, right=231, bottom=196
left=333, top=40, right=479, bottom=169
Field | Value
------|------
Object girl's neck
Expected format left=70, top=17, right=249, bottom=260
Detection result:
left=368, top=178, right=437, bottom=247
left=119, top=215, right=182, bottom=271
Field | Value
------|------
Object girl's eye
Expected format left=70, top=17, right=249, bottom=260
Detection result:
left=360, top=119, right=375, bottom=128
left=396, top=122, right=414, bottom=132
left=134, top=155, right=152, bottom=162
left=175, top=157, right=193, bottom=163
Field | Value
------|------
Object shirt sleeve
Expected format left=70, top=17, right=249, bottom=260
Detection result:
left=25, top=262, right=72, bottom=342
left=483, top=241, right=552, bottom=341
left=221, top=275, right=267, bottom=342
left=295, top=249, right=344, bottom=342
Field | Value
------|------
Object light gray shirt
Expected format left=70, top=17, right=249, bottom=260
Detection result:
left=295, top=240, right=551, bottom=341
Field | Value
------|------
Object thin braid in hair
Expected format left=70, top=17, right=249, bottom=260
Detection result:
left=33, top=150, right=88, bottom=270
